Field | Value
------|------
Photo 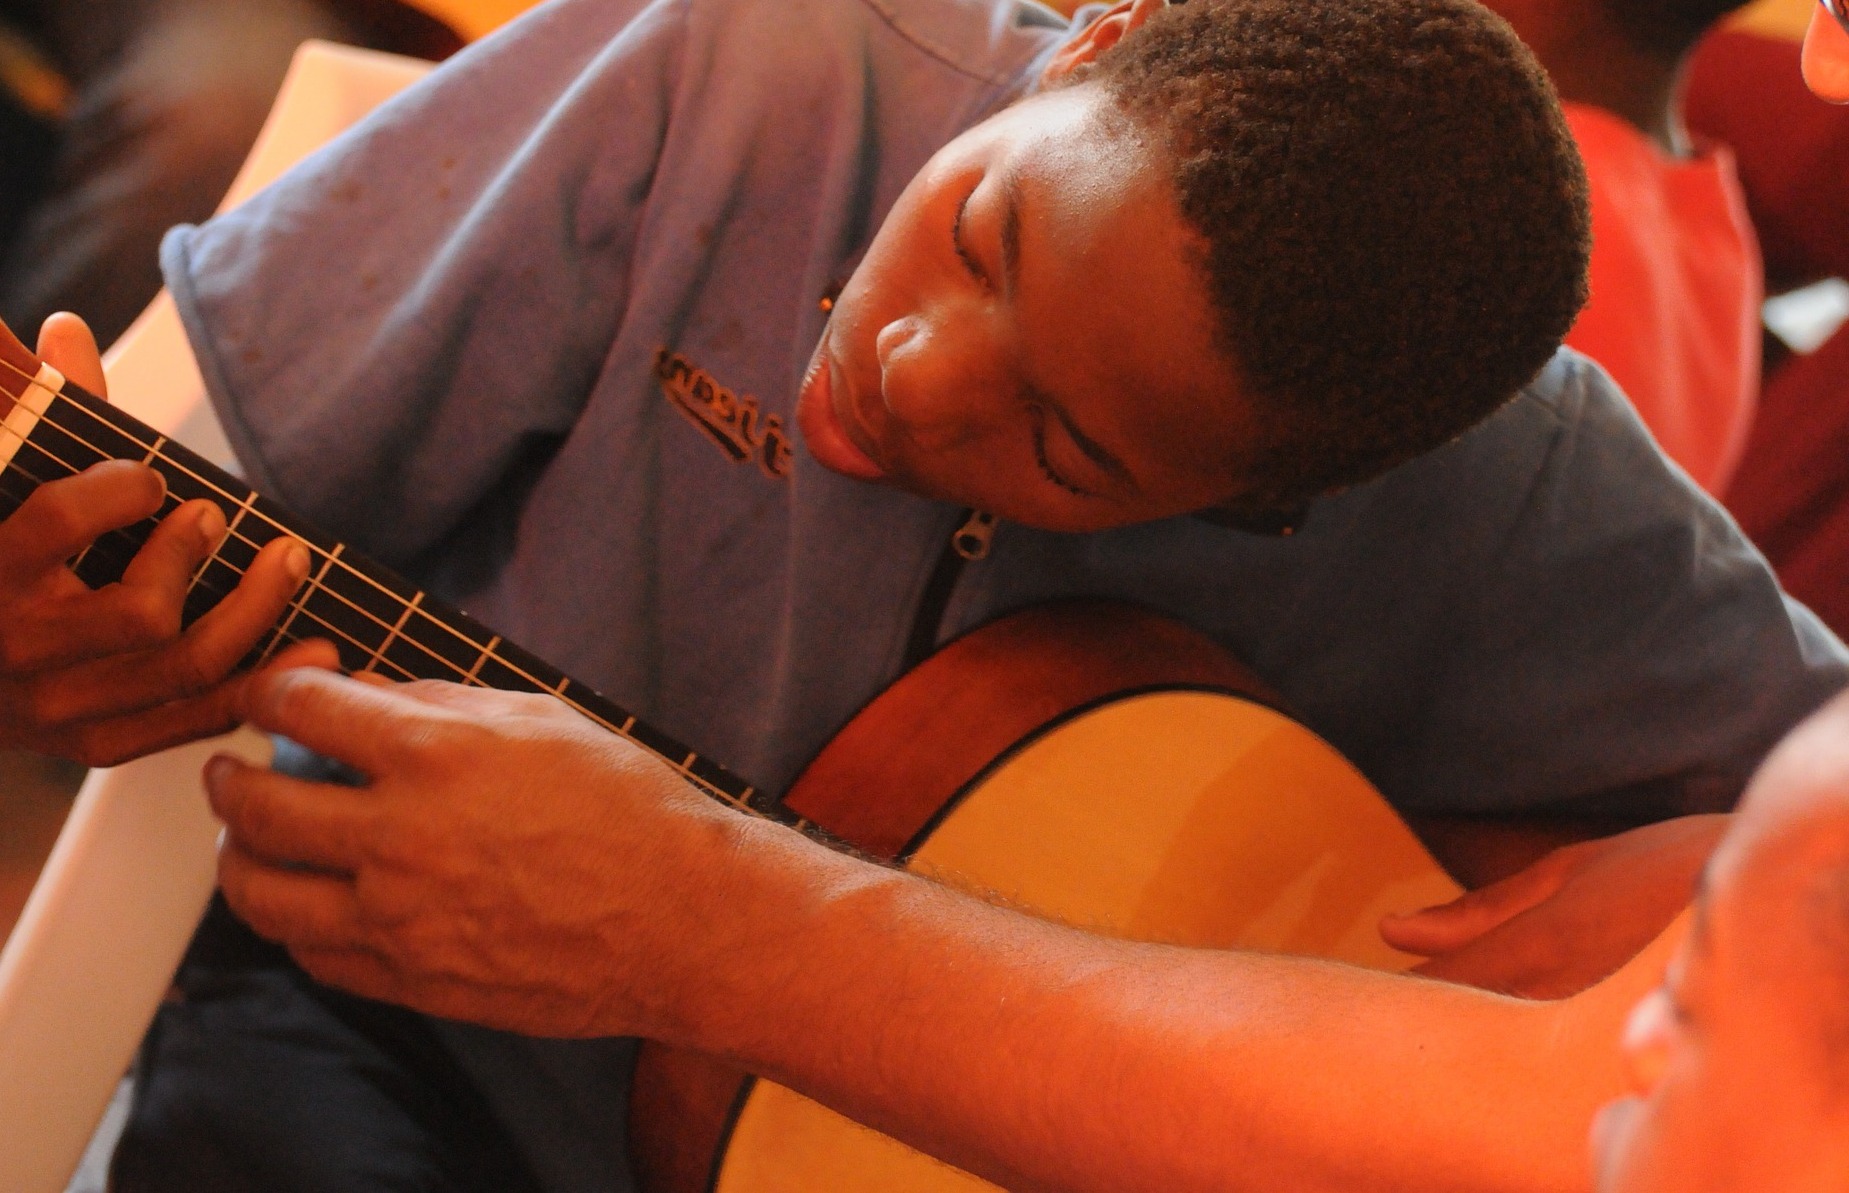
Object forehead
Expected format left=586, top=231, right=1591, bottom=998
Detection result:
left=1696, top=793, right=1849, bottom=1055
left=977, top=87, right=1258, bottom=495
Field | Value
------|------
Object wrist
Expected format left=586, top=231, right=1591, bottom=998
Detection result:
left=623, top=801, right=907, bottom=1049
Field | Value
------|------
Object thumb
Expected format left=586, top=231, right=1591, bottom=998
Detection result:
left=1379, top=861, right=1569, bottom=956
left=36, top=312, right=108, bottom=398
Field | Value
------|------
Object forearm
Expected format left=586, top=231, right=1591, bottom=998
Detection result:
left=207, top=675, right=1663, bottom=1193
left=650, top=814, right=1656, bottom=1193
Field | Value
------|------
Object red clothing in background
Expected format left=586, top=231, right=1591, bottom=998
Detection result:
left=1561, top=102, right=1763, bottom=495
left=1687, top=30, right=1849, bottom=639
left=1687, top=30, right=1849, bottom=292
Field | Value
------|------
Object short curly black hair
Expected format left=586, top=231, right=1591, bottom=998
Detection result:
left=1074, top=0, right=1591, bottom=508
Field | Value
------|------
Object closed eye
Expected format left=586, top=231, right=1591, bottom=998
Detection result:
left=953, top=188, right=990, bottom=288
left=1028, top=405, right=1093, bottom=498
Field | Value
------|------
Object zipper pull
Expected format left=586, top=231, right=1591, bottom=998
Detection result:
left=952, top=509, right=998, bottom=561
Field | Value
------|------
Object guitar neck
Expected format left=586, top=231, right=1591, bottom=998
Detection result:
left=0, top=327, right=791, bottom=826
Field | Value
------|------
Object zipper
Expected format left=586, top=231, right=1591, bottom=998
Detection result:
left=900, top=509, right=996, bottom=672
left=950, top=509, right=997, bottom=560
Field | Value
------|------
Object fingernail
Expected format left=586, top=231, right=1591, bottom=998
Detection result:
left=204, top=754, right=236, bottom=788
left=284, top=542, right=311, bottom=582
left=194, top=502, right=226, bottom=547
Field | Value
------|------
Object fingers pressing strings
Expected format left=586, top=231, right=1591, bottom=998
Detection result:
left=0, top=361, right=660, bottom=777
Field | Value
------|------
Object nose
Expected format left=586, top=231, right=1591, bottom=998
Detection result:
left=1619, top=990, right=1675, bottom=1096
left=873, top=312, right=996, bottom=445
left=875, top=315, right=921, bottom=375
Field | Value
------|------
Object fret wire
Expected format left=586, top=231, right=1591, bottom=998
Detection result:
left=196, top=488, right=260, bottom=591
left=0, top=409, right=482, bottom=683
left=463, top=636, right=501, bottom=683
left=0, top=399, right=600, bottom=708
left=262, top=545, right=342, bottom=666
left=0, top=363, right=331, bottom=562
left=365, top=591, right=422, bottom=674
left=0, top=428, right=445, bottom=681
left=23, top=381, right=535, bottom=689
left=58, top=540, right=410, bottom=682
left=0, top=405, right=620, bottom=733
left=0, top=414, right=451, bottom=673
left=0, top=374, right=614, bottom=705
left=0, top=358, right=752, bottom=801
left=44, top=535, right=421, bottom=684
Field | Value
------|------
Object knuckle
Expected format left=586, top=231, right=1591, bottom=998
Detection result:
left=394, top=920, right=454, bottom=978
left=21, top=679, right=67, bottom=732
left=67, top=725, right=123, bottom=769
left=0, top=629, right=35, bottom=672
left=1547, top=843, right=1593, bottom=873
left=264, top=669, right=316, bottom=723
left=25, top=488, right=86, bottom=547
left=385, top=719, right=449, bottom=773
left=116, top=587, right=181, bottom=644
left=361, top=820, right=419, bottom=874
left=161, top=640, right=220, bottom=698
left=226, top=784, right=269, bottom=843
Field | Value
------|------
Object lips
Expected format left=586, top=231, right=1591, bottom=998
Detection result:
left=796, top=331, right=888, bottom=482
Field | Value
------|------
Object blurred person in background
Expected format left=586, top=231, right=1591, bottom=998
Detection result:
left=1478, top=0, right=1849, bottom=646
left=0, top=0, right=460, bottom=354
left=1572, top=13, right=1849, bottom=1186
left=1481, top=0, right=1762, bottom=498
left=1590, top=685, right=1849, bottom=1192
left=1685, top=4, right=1849, bottom=640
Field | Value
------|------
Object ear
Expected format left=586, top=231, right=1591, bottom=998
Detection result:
left=1804, top=4, right=1849, bottom=104
left=1039, top=0, right=1167, bottom=86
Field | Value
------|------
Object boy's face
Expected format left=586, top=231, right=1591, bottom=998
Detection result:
left=1591, top=697, right=1849, bottom=1192
left=796, top=82, right=1260, bottom=533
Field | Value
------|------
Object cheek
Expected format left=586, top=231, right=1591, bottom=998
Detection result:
left=1593, top=1070, right=1737, bottom=1193
left=1592, top=1092, right=1714, bottom=1193
left=1591, top=1097, right=1647, bottom=1192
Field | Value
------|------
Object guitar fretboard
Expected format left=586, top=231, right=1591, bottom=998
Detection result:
left=0, top=332, right=796, bottom=828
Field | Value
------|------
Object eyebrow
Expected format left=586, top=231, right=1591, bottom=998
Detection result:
left=1025, top=377, right=1137, bottom=490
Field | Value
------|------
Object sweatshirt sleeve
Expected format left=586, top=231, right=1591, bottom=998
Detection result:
left=1393, top=351, right=1848, bottom=819
left=162, top=0, right=688, bottom=567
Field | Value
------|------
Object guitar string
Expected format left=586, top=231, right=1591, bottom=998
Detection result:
left=0, top=362, right=748, bottom=802
left=0, top=438, right=426, bottom=685
left=0, top=441, right=378, bottom=677
left=0, top=365, right=528, bottom=688
left=0, top=420, right=464, bottom=688
left=0, top=358, right=531, bottom=671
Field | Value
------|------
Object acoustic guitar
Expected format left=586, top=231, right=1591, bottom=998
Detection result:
left=629, top=601, right=1462, bottom=1192
left=0, top=320, right=1460, bottom=1191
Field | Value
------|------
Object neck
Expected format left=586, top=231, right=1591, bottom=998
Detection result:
left=1495, top=1, right=1694, bottom=156
left=1549, top=37, right=1691, bottom=156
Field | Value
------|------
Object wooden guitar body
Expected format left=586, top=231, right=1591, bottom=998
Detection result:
left=629, top=602, right=1463, bottom=1192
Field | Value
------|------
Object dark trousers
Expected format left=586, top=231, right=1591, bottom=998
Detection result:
left=0, top=0, right=460, bottom=349
left=111, top=898, right=546, bottom=1193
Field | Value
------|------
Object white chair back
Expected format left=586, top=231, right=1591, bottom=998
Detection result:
left=0, top=43, right=431, bottom=1193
